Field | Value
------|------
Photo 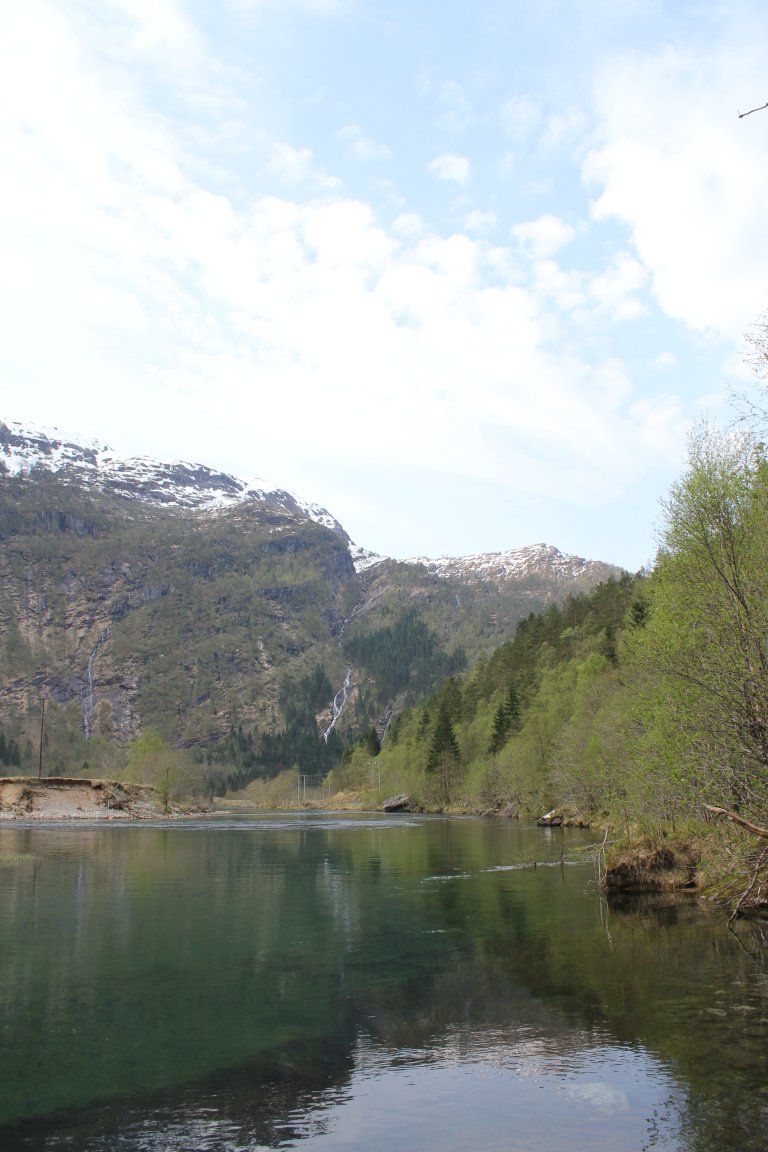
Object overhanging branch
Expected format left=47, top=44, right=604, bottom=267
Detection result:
left=705, top=804, right=768, bottom=839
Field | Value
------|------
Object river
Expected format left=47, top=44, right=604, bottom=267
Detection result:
left=0, top=813, right=766, bottom=1150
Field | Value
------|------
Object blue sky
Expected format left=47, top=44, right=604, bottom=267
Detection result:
left=2, top=1, right=768, bottom=570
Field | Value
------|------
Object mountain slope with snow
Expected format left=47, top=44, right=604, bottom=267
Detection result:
left=0, top=419, right=348, bottom=539
left=404, top=543, right=604, bottom=587
left=0, top=419, right=618, bottom=588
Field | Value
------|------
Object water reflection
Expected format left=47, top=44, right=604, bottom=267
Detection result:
left=0, top=815, right=766, bottom=1151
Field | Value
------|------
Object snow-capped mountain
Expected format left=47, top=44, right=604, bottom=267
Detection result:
left=405, top=543, right=604, bottom=587
left=0, top=418, right=618, bottom=586
left=0, top=419, right=349, bottom=540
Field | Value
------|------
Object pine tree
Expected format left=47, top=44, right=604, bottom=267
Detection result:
left=426, top=699, right=461, bottom=804
left=416, top=706, right=431, bottom=741
left=506, top=682, right=522, bottom=731
left=488, top=702, right=510, bottom=756
left=363, top=726, right=381, bottom=756
left=487, top=683, right=522, bottom=755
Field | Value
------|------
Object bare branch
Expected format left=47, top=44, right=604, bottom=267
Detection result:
left=739, top=101, right=768, bottom=119
left=705, top=804, right=768, bottom=839
left=728, top=843, right=768, bottom=925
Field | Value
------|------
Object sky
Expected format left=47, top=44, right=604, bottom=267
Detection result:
left=2, top=1, right=768, bottom=571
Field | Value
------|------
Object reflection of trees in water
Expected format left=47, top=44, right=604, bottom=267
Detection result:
left=0, top=820, right=767, bottom=1151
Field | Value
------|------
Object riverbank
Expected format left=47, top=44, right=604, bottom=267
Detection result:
left=0, top=777, right=188, bottom=820
left=222, top=789, right=766, bottom=915
left=5, top=777, right=762, bottom=916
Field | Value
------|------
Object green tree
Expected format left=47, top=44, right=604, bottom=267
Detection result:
left=426, top=698, right=461, bottom=805
left=488, top=683, right=522, bottom=755
left=637, top=424, right=768, bottom=819
left=127, top=728, right=194, bottom=812
left=363, top=726, right=381, bottom=756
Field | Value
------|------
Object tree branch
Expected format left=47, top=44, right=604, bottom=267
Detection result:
left=739, top=101, right=768, bottom=119
left=705, top=804, right=768, bottom=839
left=729, top=843, right=768, bottom=925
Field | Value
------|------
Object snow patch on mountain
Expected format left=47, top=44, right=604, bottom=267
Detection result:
left=1, top=419, right=618, bottom=585
left=404, top=543, right=608, bottom=585
left=349, top=544, right=386, bottom=573
left=0, top=419, right=348, bottom=539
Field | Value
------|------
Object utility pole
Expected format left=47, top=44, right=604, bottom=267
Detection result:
left=38, top=698, right=45, bottom=778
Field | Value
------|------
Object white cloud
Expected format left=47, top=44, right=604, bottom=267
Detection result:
left=511, top=214, right=578, bottom=259
left=108, top=0, right=203, bottom=63
left=338, top=124, right=393, bottom=162
left=268, top=142, right=340, bottom=188
left=541, top=109, right=587, bottom=152
left=392, top=212, right=425, bottom=236
left=530, top=260, right=586, bottom=313
left=463, top=209, right=497, bottom=234
left=584, top=37, right=768, bottom=340
left=588, top=252, right=648, bottom=321
left=428, top=153, right=471, bottom=186
left=228, top=0, right=348, bottom=11
left=437, top=80, right=473, bottom=131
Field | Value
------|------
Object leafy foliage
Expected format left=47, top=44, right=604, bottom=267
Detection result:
left=631, top=424, right=768, bottom=821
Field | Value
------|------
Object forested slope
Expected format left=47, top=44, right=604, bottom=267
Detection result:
left=339, top=423, right=768, bottom=913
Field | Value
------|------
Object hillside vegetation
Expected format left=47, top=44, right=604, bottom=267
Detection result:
left=0, top=446, right=617, bottom=791
left=338, top=423, right=768, bottom=915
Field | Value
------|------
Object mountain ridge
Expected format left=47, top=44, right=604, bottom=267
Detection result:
left=0, top=419, right=614, bottom=586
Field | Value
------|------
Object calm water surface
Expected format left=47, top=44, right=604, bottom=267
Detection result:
left=0, top=813, right=766, bottom=1151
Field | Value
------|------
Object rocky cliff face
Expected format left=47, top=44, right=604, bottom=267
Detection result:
left=0, top=466, right=356, bottom=749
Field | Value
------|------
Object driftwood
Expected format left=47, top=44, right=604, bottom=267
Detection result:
left=704, top=805, right=768, bottom=840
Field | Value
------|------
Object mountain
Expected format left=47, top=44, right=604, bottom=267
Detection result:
left=0, top=419, right=623, bottom=775
left=0, top=420, right=348, bottom=535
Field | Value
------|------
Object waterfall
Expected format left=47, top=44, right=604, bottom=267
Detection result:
left=82, top=627, right=111, bottom=738
left=323, top=667, right=353, bottom=742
